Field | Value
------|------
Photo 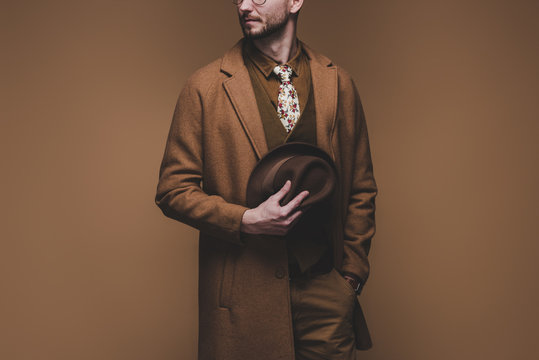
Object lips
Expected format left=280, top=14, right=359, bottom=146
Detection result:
left=243, top=18, right=259, bottom=23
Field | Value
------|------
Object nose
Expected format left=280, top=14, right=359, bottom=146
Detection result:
left=238, top=0, right=255, bottom=12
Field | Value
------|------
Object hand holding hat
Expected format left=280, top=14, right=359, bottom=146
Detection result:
left=241, top=142, right=337, bottom=236
left=241, top=179, right=309, bottom=236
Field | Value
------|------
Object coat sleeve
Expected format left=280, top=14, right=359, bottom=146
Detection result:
left=155, top=75, right=249, bottom=245
left=340, top=76, right=378, bottom=293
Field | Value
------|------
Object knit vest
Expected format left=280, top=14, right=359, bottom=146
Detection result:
left=246, top=62, right=333, bottom=273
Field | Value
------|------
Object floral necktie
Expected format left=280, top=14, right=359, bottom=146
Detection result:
left=273, top=64, right=300, bottom=133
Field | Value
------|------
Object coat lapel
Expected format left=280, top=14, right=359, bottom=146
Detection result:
left=300, top=40, right=338, bottom=162
left=221, top=39, right=268, bottom=160
left=220, top=38, right=338, bottom=161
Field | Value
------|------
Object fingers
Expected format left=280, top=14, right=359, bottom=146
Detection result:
left=271, top=180, right=291, bottom=202
left=282, top=189, right=309, bottom=215
left=268, top=209, right=301, bottom=236
left=286, top=209, right=303, bottom=227
left=251, top=183, right=309, bottom=236
left=262, top=181, right=310, bottom=236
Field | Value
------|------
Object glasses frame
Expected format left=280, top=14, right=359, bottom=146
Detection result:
left=232, top=0, right=267, bottom=6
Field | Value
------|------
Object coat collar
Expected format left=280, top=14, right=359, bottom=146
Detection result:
left=221, top=38, right=337, bottom=161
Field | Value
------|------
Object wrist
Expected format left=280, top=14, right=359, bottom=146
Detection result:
left=240, top=208, right=258, bottom=234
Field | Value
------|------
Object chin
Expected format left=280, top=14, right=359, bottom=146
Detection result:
left=243, top=30, right=260, bottom=39
left=244, top=28, right=271, bottom=40
left=245, top=33, right=265, bottom=40
left=243, top=26, right=259, bottom=36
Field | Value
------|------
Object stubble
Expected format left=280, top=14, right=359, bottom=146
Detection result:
left=239, top=10, right=289, bottom=39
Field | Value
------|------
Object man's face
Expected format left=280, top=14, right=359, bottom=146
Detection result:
left=236, top=0, right=291, bottom=39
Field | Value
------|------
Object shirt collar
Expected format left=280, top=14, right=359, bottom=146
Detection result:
left=244, top=39, right=303, bottom=79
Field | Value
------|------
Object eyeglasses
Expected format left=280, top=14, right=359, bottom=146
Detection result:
left=232, top=0, right=267, bottom=5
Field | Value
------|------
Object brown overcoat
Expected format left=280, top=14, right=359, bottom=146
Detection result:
left=155, top=38, right=377, bottom=360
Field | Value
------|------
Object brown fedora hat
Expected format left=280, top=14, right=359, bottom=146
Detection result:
left=246, top=142, right=338, bottom=210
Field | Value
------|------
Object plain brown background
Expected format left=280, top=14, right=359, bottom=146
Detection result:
left=2, top=0, right=538, bottom=359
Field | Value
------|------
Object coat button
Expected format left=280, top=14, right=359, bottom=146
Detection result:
left=275, top=267, right=286, bottom=279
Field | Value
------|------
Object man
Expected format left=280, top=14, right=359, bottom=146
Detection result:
left=155, top=0, right=377, bottom=359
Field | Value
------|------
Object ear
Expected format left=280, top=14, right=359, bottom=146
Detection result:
left=290, top=0, right=304, bottom=15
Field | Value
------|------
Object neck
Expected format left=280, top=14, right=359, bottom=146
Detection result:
left=250, top=20, right=298, bottom=64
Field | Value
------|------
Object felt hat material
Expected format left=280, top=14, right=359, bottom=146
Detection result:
left=246, top=142, right=338, bottom=210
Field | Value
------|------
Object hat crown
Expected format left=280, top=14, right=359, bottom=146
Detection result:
left=246, top=143, right=337, bottom=211
left=274, top=155, right=334, bottom=208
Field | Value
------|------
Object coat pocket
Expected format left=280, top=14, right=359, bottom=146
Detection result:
left=218, top=247, right=236, bottom=309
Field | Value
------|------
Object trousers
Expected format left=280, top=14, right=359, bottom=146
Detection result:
left=289, top=267, right=358, bottom=360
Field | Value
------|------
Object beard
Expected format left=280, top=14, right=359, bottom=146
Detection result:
left=239, top=11, right=289, bottom=39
